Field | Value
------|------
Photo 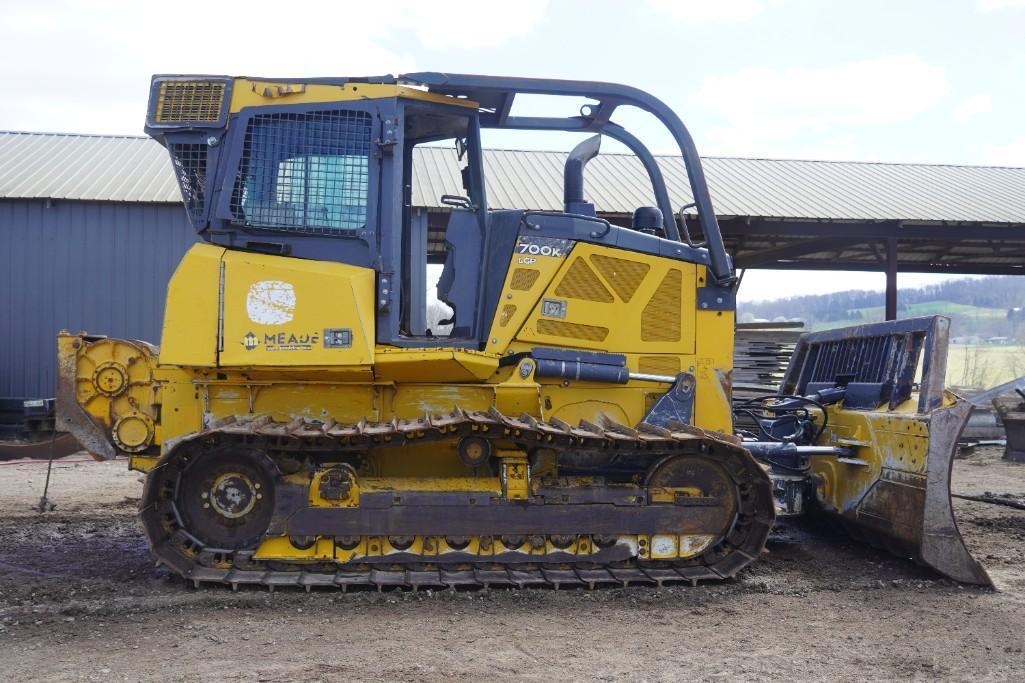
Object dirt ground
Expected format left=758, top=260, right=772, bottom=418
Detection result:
left=1, top=448, right=1024, bottom=682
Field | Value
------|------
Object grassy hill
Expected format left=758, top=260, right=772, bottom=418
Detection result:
left=741, top=275, right=1025, bottom=341
left=806, top=301, right=1009, bottom=332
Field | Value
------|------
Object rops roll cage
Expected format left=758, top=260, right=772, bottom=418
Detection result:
left=304, top=72, right=735, bottom=285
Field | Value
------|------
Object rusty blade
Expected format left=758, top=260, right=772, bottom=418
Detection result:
left=825, top=399, right=991, bottom=587
left=919, top=400, right=992, bottom=585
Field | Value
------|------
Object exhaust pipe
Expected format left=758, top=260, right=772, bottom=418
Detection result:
left=564, top=134, right=601, bottom=215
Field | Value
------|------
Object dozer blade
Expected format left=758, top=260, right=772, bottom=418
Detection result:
left=780, top=316, right=991, bottom=586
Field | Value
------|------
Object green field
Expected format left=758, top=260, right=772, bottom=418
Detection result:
left=857, top=301, right=1007, bottom=319
left=946, top=344, right=1025, bottom=389
left=808, top=300, right=1009, bottom=333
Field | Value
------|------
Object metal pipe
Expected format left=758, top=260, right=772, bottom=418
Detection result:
left=743, top=442, right=854, bottom=456
left=629, top=372, right=677, bottom=383
left=564, top=135, right=601, bottom=214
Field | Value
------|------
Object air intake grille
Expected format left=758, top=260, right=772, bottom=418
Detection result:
left=168, top=143, right=207, bottom=221
left=590, top=255, right=650, bottom=302
left=231, top=109, right=372, bottom=234
left=510, top=268, right=540, bottom=291
left=555, top=259, right=613, bottom=303
left=638, top=355, right=681, bottom=376
left=536, top=319, right=609, bottom=342
left=642, top=269, right=682, bottom=342
left=155, top=81, right=226, bottom=123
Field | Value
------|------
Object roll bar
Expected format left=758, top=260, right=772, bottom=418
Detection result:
left=388, top=72, right=735, bottom=284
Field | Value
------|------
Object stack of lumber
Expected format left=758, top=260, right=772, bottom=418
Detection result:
left=733, top=323, right=803, bottom=395
left=732, top=323, right=803, bottom=435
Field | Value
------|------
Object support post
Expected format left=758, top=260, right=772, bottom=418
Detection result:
left=885, top=237, right=898, bottom=321
left=408, top=208, right=428, bottom=335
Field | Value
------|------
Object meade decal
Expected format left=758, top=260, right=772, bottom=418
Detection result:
left=264, top=331, right=320, bottom=351
left=242, top=331, right=259, bottom=350
left=241, top=331, right=320, bottom=351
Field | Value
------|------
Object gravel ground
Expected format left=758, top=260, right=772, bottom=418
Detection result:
left=1, top=447, right=1024, bottom=682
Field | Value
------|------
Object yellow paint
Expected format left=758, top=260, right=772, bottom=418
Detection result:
left=359, top=477, right=502, bottom=495
left=374, top=348, right=498, bottom=382
left=498, top=452, right=530, bottom=500
left=220, top=249, right=376, bottom=367
left=128, top=454, right=159, bottom=472
left=60, top=239, right=738, bottom=465
left=485, top=248, right=565, bottom=353
left=160, top=243, right=223, bottom=367
left=228, top=78, right=479, bottom=113
left=387, top=383, right=494, bottom=419
left=254, top=535, right=335, bottom=562
left=516, top=242, right=697, bottom=355
left=811, top=395, right=941, bottom=514
left=308, top=466, right=360, bottom=507
left=253, top=533, right=716, bottom=564
left=58, top=216, right=746, bottom=575
left=692, top=299, right=735, bottom=433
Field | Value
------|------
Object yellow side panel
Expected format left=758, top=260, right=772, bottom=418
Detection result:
left=388, top=384, right=496, bottom=417
left=693, top=313, right=735, bottom=433
left=160, top=243, right=224, bottom=366
left=485, top=238, right=566, bottom=354
left=374, top=349, right=499, bottom=382
left=516, top=243, right=697, bottom=354
left=541, top=388, right=643, bottom=427
left=219, top=250, right=376, bottom=367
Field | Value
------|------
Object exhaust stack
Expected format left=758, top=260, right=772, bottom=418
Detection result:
left=564, top=135, right=601, bottom=215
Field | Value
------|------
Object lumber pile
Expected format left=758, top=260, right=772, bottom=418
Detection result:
left=732, top=323, right=803, bottom=435
left=733, top=323, right=802, bottom=395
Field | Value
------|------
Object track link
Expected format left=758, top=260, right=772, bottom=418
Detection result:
left=141, top=409, right=775, bottom=591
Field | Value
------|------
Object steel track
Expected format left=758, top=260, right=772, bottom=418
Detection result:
left=141, top=408, right=775, bottom=591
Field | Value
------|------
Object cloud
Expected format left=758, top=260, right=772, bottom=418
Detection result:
left=952, top=94, right=993, bottom=123
left=977, top=0, right=1025, bottom=10
left=0, top=0, right=549, bottom=135
left=647, top=0, right=777, bottom=23
left=970, top=138, right=1025, bottom=166
left=689, top=55, right=949, bottom=158
left=395, top=1, right=549, bottom=50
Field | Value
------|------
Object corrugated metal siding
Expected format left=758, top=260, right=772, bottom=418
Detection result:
left=466, top=149, right=1025, bottom=223
left=0, top=200, right=196, bottom=397
left=3, top=131, right=1024, bottom=223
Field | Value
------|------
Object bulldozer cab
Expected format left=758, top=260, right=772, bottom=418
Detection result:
left=145, top=73, right=735, bottom=352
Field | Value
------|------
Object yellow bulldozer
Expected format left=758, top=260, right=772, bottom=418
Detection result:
left=55, top=73, right=990, bottom=589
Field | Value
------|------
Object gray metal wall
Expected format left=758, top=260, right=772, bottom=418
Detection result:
left=1, top=199, right=197, bottom=398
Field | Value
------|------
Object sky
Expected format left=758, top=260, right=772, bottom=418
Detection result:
left=3, top=0, right=1023, bottom=303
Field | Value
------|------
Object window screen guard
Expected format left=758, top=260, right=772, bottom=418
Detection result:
left=228, top=108, right=373, bottom=235
left=168, top=142, right=208, bottom=223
